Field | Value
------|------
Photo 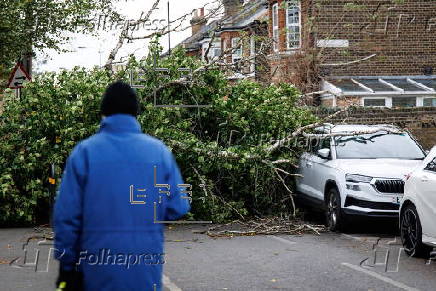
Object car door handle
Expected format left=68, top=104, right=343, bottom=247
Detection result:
left=422, top=176, right=429, bottom=182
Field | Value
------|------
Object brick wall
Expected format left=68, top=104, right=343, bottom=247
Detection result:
left=316, top=0, right=436, bottom=76
left=267, top=0, right=436, bottom=88
left=312, top=107, right=436, bottom=149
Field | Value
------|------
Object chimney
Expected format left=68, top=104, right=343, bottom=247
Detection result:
left=223, top=0, right=243, bottom=17
left=190, top=8, right=206, bottom=35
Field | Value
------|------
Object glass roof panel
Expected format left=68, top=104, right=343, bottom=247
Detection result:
left=357, top=79, right=396, bottom=92
left=413, top=79, right=436, bottom=90
left=385, top=79, right=422, bottom=91
left=329, top=79, right=367, bottom=92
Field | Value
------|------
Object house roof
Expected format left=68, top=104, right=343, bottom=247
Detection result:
left=177, top=0, right=268, bottom=52
left=220, top=0, right=268, bottom=28
left=179, top=20, right=221, bottom=51
left=322, top=76, right=436, bottom=97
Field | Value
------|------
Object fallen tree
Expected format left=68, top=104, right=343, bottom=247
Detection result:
left=0, top=42, right=351, bottom=225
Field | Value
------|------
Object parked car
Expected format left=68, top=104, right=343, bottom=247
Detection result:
left=400, top=147, right=436, bottom=257
left=296, top=124, right=426, bottom=231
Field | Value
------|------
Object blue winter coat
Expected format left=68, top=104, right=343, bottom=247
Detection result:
left=54, top=114, right=190, bottom=291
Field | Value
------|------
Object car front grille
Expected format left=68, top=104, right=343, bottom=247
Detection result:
left=344, top=197, right=400, bottom=210
left=373, top=179, right=404, bottom=194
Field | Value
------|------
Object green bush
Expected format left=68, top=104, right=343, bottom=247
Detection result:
left=0, top=43, right=317, bottom=225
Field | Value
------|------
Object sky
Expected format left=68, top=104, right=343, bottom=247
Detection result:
left=35, top=0, right=215, bottom=72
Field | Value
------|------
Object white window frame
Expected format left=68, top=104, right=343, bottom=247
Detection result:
left=231, top=37, right=242, bottom=64
left=362, top=96, right=425, bottom=108
left=421, top=96, right=436, bottom=107
left=201, top=41, right=222, bottom=62
left=361, top=97, right=391, bottom=108
left=286, top=0, right=301, bottom=50
left=391, top=96, right=418, bottom=108
left=222, top=39, right=229, bottom=63
left=250, top=34, right=255, bottom=74
left=272, top=3, right=279, bottom=52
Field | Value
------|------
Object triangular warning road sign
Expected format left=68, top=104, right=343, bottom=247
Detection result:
left=7, top=63, right=31, bottom=89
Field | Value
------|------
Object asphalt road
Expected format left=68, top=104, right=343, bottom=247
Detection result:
left=0, top=220, right=435, bottom=291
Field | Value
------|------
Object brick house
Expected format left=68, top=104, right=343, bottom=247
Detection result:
left=177, top=0, right=270, bottom=82
left=266, top=0, right=436, bottom=108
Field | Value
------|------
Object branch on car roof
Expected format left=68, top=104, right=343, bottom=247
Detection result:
left=302, top=127, right=403, bottom=138
left=266, top=107, right=349, bottom=154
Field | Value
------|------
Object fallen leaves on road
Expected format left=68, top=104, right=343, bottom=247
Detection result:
left=206, top=217, right=327, bottom=238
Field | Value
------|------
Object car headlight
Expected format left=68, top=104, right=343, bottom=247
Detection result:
left=345, top=174, right=373, bottom=183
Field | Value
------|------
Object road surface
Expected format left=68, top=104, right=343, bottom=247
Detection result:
left=0, top=220, right=435, bottom=290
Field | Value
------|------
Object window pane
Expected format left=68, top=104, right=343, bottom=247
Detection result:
left=385, top=79, right=422, bottom=91
left=287, top=5, right=299, bottom=24
left=273, top=29, right=279, bottom=50
left=364, top=99, right=386, bottom=107
left=287, top=1, right=300, bottom=49
left=414, top=79, right=436, bottom=91
left=335, top=133, right=425, bottom=160
left=232, top=38, right=241, bottom=56
left=392, top=97, right=416, bottom=107
left=423, top=98, right=436, bottom=107
left=424, top=158, right=436, bottom=172
left=358, top=79, right=396, bottom=92
left=287, top=26, right=300, bottom=48
left=272, top=5, right=278, bottom=27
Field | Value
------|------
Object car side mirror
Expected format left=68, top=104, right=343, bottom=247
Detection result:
left=317, top=148, right=331, bottom=159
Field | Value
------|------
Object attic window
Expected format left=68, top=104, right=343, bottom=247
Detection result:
left=286, top=0, right=301, bottom=49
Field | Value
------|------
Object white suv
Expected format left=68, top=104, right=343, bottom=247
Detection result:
left=296, top=124, right=426, bottom=231
left=400, top=147, right=436, bottom=257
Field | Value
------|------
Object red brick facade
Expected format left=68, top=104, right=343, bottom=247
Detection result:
left=268, top=0, right=436, bottom=83
left=315, top=0, right=436, bottom=76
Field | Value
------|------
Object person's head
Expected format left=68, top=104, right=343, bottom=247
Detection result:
left=101, top=81, right=139, bottom=117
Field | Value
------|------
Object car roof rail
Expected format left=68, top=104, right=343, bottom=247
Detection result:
left=314, top=123, right=334, bottom=134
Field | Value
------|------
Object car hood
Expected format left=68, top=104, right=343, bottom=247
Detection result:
left=335, top=159, right=422, bottom=179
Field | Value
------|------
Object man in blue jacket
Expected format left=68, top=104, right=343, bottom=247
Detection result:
left=54, top=81, right=190, bottom=290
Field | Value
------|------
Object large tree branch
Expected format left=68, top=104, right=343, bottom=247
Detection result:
left=266, top=107, right=349, bottom=153
left=320, top=54, right=377, bottom=67
left=105, top=0, right=161, bottom=71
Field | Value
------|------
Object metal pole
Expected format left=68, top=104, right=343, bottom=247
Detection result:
left=167, top=1, right=171, bottom=55
left=49, top=163, right=56, bottom=227
left=16, top=87, right=21, bottom=100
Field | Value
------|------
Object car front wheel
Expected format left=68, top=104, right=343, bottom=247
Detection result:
left=326, top=187, right=346, bottom=231
left=400, top=204, right=432, bottom=257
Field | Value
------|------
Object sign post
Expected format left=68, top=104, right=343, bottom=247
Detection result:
left=7, top=63, right=31, bottom=99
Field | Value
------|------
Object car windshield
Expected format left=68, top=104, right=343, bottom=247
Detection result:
left=334, top=132, right=425, bottom=159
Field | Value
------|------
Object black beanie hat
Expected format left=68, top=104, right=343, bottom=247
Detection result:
left=101, top=81, right=139, bottom=117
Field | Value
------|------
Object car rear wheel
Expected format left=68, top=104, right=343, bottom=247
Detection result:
left=400, top=204, right=432, bottom=257
left=326, top=187, right=346, bottom=232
